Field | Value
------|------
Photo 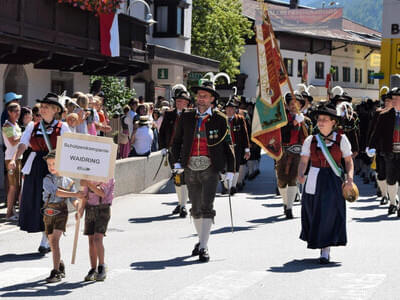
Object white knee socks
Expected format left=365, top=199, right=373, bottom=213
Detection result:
left=232, top=173, right=240, bottom=188
left=377, top=180, right=388, bottom=198
left=388, top=183, right=399, bottom=205
left=238, top=164, right=247, bottom=185
left=286, top=186, right=297, bottom=210
left=176, top=185, right=188, bottom=207
left=40, top=232, right=49, bottom=248
left=278, top=187, right=288, bottom=206
left=199, top=218, right=212, bottom=250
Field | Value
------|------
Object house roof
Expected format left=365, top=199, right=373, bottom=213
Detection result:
left=241, top=0, right=381, bottom=48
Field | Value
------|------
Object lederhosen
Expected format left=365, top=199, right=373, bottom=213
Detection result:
left=276, top=113, right=303, bottom=187
left=18, top=121, right=63, bottom=233
left=84, top=191, right=111, bottom=236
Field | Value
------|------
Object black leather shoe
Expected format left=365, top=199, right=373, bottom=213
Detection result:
left=389, top=204, right=397, bottom=215
left=38, top=246, right=51, bottom=254
left=59, top=260, right=65, bottom=278
left=46, top=269, right=62, bottom=283
left=199, top=248, right=210, bottom=263
left=294, top=192, right=301, bottom=202
left=221, top=184, right=228, bottom=195
left=192, top=242, right=200, bottom=256
left=230, top=187, right=236, bottom=196
left=283, top=204, right=287, bottom=214
left=285, top=208, right=293, bottom=219
left=172, top=205, right=181, bottom=215
left=179, top=207, right=187, bottom=218
left=380, top=196, right=388, bottom=205
left=397, top=207, right=400, bottom=218
left=319, top=257, right=330, bottom=264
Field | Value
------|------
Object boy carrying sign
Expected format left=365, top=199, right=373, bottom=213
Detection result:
left=42, top=151, right=86, bottom=283
left=79, top=178, right=115, bottom=281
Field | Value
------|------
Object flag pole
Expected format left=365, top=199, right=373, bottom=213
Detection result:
left=262, top=3, right=309, bottom=138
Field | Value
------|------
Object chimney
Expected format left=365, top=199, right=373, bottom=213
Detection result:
left=289, top=0, right=298, bottom=9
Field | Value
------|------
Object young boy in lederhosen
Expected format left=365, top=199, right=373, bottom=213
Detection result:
left=42, top=151, right=85, bottom=283
left=79, top=178, right=115, bottom=282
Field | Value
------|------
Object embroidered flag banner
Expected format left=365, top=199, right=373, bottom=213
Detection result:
left=251, top=6, right=288, bottom=160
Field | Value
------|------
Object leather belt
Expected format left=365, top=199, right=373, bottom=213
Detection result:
left=188, top=156, right=211, bottom=171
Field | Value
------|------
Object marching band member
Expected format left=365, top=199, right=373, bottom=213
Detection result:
left=368, top=88, right=400, bottom=216
left=223, top=96, right=250, bottom=195
left=298, top=104, right=354, bottom=264
left=159, top=85, right=191, bottom=218
left=171, top=77, right=235, bottom=263
left=276, top=93, right=310, bottom=219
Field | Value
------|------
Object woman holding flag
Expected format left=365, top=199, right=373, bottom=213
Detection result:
left=297, top=104, right=354, bottom=264
left=8, top=93, right=70, bottom=254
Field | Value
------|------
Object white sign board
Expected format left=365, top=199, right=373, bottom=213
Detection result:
left=55, top=133, right=117, bottom=183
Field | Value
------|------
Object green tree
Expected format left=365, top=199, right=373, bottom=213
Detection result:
left=191, top=0, right=254, bottom=80
left=90, top=76, right=135, bottom=114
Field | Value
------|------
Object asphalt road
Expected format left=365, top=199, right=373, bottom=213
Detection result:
left=0, top=155, right=399, bottom=300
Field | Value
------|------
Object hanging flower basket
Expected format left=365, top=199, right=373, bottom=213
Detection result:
left=57, top=0, right=123, bottom=15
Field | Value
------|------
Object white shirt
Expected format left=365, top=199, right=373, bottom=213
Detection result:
left=301, top=132, right=352, bottom=158
left=20, top=120, right=70, bottom=147
left=2, top=120, right=22, bottom=160
left=128, top=110, right=137, bottom=121
left=133, top=126, right=154, bottom=155
left=196, top=107, right=213, bottom=117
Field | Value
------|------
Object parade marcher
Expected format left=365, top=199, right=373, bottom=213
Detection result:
left=330, top=86, right=360, bottom=157
left=222, top=97, right=250, bottom=195
left=171, top=79, right=235, bottom=262
left=368, top=87, right=400, bottom=216
left=79, top=178, right=115, bottom=281
left=2, top=103, right=22, bottom=220
left=297, top=84, right=315, bottom=118
left=159, top=86, right=191, bottom=217
left=367, top=87, right=392, bottom=205
left=276, top=93, right=310, bottom=219
left=9, top=93, right=70, bottom=254
left=237, top=105, right=252, bottom=191
left=298, top=103, right=354, bottom=264
left=42, top=151, right=84, bottom=283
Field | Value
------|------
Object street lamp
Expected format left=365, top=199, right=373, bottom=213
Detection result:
left=126, top=0, right=157, bottom=25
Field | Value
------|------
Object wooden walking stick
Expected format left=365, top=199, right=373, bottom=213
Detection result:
left=71, top=197, right=81, bottom=265
left=71, top=187, right=85, bottom=264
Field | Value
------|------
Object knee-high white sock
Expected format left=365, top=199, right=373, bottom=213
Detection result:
left=387, top=184, right=398, bottom=205
left=40, top=232, right=49, bottom=248
left=176, top=185, right=188, bottom=207
left=232, top=173, right=239, bottom=188
left=238, top=165, right=247, bottom=185
left=377, top=180, right=388, bottom=198
left=199, top=218, right=212, bottom=250
left=248, top=160, right=256, bottom=174
left=193, top=218, right=202, bottom=238
left=286, top=186, right=297, bottom=209
left=278, top=187, right=288, bottom=206
left=321, top=247, right=330, bottom=259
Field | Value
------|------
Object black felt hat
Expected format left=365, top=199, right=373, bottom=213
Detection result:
left=285, top=92, right=305, bottom=107
left=191, top=81, right=219, bottom=99
left=37, top=93, right=64, bottom=112
left=173, top=90, right=191, bottom=102
left=311, top=103, right=339, bottom=120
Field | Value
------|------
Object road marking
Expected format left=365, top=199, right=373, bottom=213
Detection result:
left=165, top=270, right=266, bottom=300
left=0, top=267, right=49, bottom=289
left=321, top=273, right=386, bottom=300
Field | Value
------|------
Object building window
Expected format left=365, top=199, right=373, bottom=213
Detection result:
left=177, top=7, right=183, bottom=35
left=298, top=59, right=304, bottom=78
left=155, top=6, right=168, bottom=33
left=355, top=68, right=359, bottom=83
left=284, top=58, right=293, bottom=76
left=154, top=1, right=187, bottom=38
left=359, top=69, right=363, bottom=83
left=315, top=61, right=324, bottom=79
left=368, top=70, right=375, bottom=84
left=343, top=67, right=351, bottom=82
left=332, top=66, right=339, bottom=81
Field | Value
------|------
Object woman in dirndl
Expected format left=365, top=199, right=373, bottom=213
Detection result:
left=8, top=93, right=70, bottom=254
left=297, top=104, right=354, bottom=264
